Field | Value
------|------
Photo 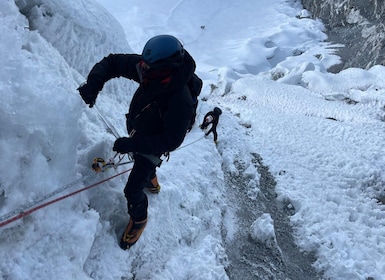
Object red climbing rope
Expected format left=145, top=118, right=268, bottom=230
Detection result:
left=0, top=168, right=132, bottom=228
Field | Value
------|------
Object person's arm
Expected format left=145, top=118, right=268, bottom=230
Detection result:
left=87, top=54, right=141, bottom=90
left=78, top=54, right=141, bottom=106
left=200, top=112, right=211, bottom=126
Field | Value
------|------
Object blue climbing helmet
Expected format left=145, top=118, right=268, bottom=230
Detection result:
left=142, top=35, right=185, bottom=69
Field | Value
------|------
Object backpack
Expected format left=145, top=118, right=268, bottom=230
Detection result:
left=187, top=73, right=203, bottom=131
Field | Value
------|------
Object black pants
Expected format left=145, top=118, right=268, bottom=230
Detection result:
left=124, top=154, right=156, bottom=221
left=201, top=123, right=218, bottom=142
left=206, top=126, right=218, bottom=141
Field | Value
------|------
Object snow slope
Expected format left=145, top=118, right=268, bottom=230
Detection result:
left=1, top=0, right=385, bottom=279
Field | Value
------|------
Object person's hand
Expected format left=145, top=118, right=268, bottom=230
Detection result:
left=77, top=82, right=98, bottom=108
left=113, top=137, right=132, bottom=154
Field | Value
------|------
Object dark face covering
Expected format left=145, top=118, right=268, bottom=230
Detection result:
left=136, top=61, right=173, bottom=83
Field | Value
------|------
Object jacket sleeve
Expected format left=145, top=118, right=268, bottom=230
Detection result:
left=86, top=54, right=142, bottom=91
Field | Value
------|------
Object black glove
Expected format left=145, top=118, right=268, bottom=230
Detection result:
left=77, top=82, right=98, bottom=108
left=113, top=137, right=133, bottom=154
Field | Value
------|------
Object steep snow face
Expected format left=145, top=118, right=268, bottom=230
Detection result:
left=0, top=2, right=98, bottom=279
left=0, top=0, right=81, bottom=201
left=15, top=0, right=131, bottom=76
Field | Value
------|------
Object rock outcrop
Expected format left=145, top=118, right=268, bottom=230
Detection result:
left=302, top=0, right=385, bottom=72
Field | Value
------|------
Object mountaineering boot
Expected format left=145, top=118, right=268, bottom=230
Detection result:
left=119, top=218, right=147, bottom=250
left=144, top=175, right=161, bottom=194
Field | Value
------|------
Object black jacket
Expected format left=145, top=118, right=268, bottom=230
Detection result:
left=86, top=51, right=196, bottom=155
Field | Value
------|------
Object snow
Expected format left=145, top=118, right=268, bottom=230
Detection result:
left=1, top=0, right=385, bottom=279
left=250, top=213, right=276, bottom=247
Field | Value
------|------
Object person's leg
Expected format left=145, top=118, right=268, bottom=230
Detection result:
left=205, top=127, right=213, bottom=136
left=120, top=155, right=154, bottom=249
left=124, top=155, right=154, bottom=221
left=213, top=129, right=218, bottom=142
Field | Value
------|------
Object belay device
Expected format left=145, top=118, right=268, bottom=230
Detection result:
left=92, top=157, right=110, bottom=173
left=92, top=153, right=133, bottom=173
